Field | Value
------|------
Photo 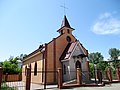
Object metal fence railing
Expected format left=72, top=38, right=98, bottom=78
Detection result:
left=30, top=70, right=58, bottom=90
left=1, top=81, right=25, bottom=90
left=1, top=72, right=25, bottom=90
left=89, top=67, right=120, bottom=84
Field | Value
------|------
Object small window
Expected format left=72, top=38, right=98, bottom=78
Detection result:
left=63, top=65, right=66, bottom=74
left=34, top=62, right=37, bottom=76
left=61, top=30, right=63, bottom=34
left=43, top=52, right=45, bottom=59
left=29, top=64, right=31, bottom=69
left=25, top=66, right=27, bottom=76
left=66, top=36, right=71, bottom=42
left=67, top=29, right=70, bottom=34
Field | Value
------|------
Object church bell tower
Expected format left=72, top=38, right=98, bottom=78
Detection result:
left=57, top=15, right=74, bottom=35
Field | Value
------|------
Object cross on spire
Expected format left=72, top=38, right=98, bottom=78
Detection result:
left=61, top=0, right=68, bottom=15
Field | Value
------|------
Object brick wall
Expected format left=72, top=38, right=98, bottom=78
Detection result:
left=22, top=52, right=43, bottom=84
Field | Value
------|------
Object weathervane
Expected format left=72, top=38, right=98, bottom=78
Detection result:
left=61, top=0, right=68, bottom=15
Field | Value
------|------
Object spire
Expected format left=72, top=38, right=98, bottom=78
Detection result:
left=61, top=15, right=71, bottom=28
left=57, top=15, right=74, bottom=34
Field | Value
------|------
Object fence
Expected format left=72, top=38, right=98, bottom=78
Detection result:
left=2, top=73, right=22, bottom=82
left=0, top=67, right=60, bottom=90
left=89, top=67, right=120, bottom=84
left=0, top=67, right=93, bottom=89
left=1, top=81, right=25, bottom=90
left=24, top=68, right=82, bottom=89
left=103, top=68, right=118, bottom=81
left=29, top=70, right=58, bottom=89
left=0, top=68, right=25, bottom=90
left=63, top=70, right=77, bottom=83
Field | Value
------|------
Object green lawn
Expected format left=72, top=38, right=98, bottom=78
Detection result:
left=1, top=87, right=16, bottom=90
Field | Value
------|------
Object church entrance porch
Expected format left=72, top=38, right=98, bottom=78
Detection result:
left=62, top=60, right=82, bottom=83
left=62, top=58, right=90, bottom=84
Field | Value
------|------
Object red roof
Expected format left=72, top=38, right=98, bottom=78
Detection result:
left=60, top=41, right=77, bottom=60
left=60, top=41, right=88, bottom=60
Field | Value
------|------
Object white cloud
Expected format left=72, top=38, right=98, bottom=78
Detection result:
left=92, top=12, right=120, bottom=35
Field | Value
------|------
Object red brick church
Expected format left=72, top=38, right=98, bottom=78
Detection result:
left=22, top=15, right=90, bottom=84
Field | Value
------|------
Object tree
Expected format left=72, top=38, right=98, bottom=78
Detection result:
left=17, top=54, right=27, bottom=61
left=88, top=52, right=107, bottom=73
left=2, top=58, right=21, bottom=74
left=0, top=62, right=2, bottom=66
left=2, top=60, right=13, bottom=74
left=1, top=54, right=26, bottom=74
left=97, top=61, right=109, bottom=72
left=89, top=63, right=94, bottom=77
left=109, top=48, right=120, bottom=60
left=109, top=48, right=120, bottom=68
left=89, top=52, right=104, bottom=64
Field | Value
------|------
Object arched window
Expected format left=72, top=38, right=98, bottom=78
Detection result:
left=25, top=65, right=27, bottom=76
left=34, top=62, right=37, bottom=76
left=66, top=36, right=71, bottom=42
left=61, top=30, right=63, bottom=35
left=67, top=29, right=70, bottom=34
left=63, top=65, right=66, bottom=74
left=29, top=64, right=31, bottom=69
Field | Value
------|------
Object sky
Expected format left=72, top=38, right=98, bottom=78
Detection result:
left=0, top=0, right=120, bottom=61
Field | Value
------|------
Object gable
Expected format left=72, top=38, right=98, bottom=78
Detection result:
left=72, top=43, right=84, bottom=56
left=60, top=42, right=77, bottom=60
left=71, top=42, right=88, bottom=59
left=60, top=41, right=88, bottom=61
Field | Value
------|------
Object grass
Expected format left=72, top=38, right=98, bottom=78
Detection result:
left=1, top=87, right=16, bottom=90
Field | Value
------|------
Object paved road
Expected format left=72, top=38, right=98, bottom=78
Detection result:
left=31, top=83, right=120, bottom=90
left=6, top=81, right=120, bottom=90
left=6, top=81, right=58, bottom=90
left=68, top=83, right=120, bottom=90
